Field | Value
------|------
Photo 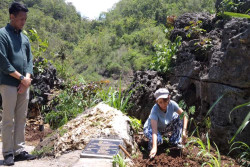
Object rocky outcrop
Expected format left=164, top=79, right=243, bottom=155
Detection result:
left=171, top=13, right=250, bottom=151
left=0, top=57, right=63, bottom=127
left=127, top=71, right=182, bottom=122
left=35, top=103, right=137, bottom=157
left=126, top=71, right=164, bottom=122
left=28, top=57, right=64, bottom=118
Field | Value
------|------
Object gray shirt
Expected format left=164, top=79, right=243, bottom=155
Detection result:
left=144, top=100, right=180, bottom=132
left=0, top=23, right=33, bottom=87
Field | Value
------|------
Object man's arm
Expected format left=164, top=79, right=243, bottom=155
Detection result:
left=9, top=71, right=31, bottom=87
left=0, top=38, right=16, bottom=74
left=25, top=40, right=33, bottom=75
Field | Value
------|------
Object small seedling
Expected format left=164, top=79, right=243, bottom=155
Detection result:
left=165, top=148, right=170, bottom=156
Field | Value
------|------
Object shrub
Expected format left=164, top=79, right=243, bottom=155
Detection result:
left=97, top=80, right=133, bottom=113
left=150, top=34, right=182, bottom=74
left=129, top=117, right=142, bottom=134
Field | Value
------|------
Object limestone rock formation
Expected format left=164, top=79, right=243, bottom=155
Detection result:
left=170, top=13, right=250, bottom=151
left=0, top=57, right=63, bottom=134
left=127, top=70, right=183, bottom=122
left=126, top=71, right=165, bottom=122
left=34, top=103, right=137, bottom=157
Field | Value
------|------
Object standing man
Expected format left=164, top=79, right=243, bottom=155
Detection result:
left=0, top=2, right=36, bottom=166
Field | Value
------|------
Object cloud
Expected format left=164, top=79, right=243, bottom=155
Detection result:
left=65, top=0, right=120, bottom=20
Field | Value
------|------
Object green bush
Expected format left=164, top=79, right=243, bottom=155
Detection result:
left=129, top=117, right=142, bottom=134
left=106, top=63, right=122, bottom=75
left=113, top=154, right=127, bottom=167
left=97, top=80, right=133, bottom=113
left=45, top=89, right=85, bottom=129
left=150, top=35, right=182, bottom=73
left=44, top=81, right=102, bottom=129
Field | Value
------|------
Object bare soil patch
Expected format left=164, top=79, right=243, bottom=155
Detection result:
left=132, top=134, right=240, bottom=167
left=24, top=119, right=241, bottom=167
left=25, top=119, right=53, bottom=146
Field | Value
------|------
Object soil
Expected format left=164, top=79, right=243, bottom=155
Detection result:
left=25, top=119, right=53, bottom=146
left=23, top=120, right=241, bottom=167
left=132, top=134, right=240, bottom=167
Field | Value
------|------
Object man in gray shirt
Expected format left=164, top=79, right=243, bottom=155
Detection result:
left=0, top=2, right=35, bottom=166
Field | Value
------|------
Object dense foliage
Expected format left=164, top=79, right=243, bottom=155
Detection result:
left=0, top=0, right=216, bottom=81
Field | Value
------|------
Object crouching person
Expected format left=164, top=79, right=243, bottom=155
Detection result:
left=143, top=88, right=188, bottom=158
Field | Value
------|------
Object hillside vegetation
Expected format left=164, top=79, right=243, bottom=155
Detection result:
left=0, top=0, right=216, bottom=81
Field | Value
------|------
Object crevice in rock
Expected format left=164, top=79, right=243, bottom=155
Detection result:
left=174, top=75, right=250, bottom=90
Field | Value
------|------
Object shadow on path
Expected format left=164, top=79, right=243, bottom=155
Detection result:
left=0, top=159, right=4, bottom=165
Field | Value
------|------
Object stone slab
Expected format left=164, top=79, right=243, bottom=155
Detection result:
left=80, top=138, right=123, bottom=159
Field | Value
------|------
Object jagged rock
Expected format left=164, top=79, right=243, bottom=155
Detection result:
left=28, top=57, right=64, bottom=118
left=34, top=103, right=137, bottom=157
left=126, top=71, right=164, bottom=122
left=126, top=71, right=182, bottom=123
left=170, top=13, right=250, bottom=152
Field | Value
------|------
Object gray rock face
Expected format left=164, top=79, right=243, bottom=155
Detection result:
left=170, top=13, right=250, bottom=151
left=127, top=71, right=165, bottom=122
left=0, top=57, right=64, bottom=119
left=127, top=71, right=182, bottom=123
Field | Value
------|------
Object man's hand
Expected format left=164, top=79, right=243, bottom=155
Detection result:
left=21, top=76, right=32, bottom=87
left=149, top=146, right=157, bottom=159
left=18, top=83, right=28, bottom=94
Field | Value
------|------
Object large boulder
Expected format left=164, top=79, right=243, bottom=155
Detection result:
left=34, top=103, right=137, bottom=157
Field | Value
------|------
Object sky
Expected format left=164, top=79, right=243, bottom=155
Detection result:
left=65, top=0, right=120, bottom=20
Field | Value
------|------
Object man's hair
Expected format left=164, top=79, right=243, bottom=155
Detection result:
left=9, top=2, right=28, bottom=16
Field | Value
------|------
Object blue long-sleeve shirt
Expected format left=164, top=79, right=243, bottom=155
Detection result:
left=0, top=23, right=33, bottom=87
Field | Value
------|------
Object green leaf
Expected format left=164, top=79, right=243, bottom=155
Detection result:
left=224, top=12, right=250, bottom=18
left=230, top=112, right=250, bottom=143
left=229, top=101, right=250, bottom=122
left=206, top=94, right=225, bottom=117
left=206, top=133, right=211, bottom=152
left=213, top=142, right=221, bottom=166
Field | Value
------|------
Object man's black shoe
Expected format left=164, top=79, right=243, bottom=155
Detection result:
left=4, top=154, right=14, bottom=166
left=14, top=151, right=36, bottom=161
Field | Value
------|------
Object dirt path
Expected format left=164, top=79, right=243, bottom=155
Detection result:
left=0, top=143, right=113, bottom=167
left=0, top=142, right=81, bottom=167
